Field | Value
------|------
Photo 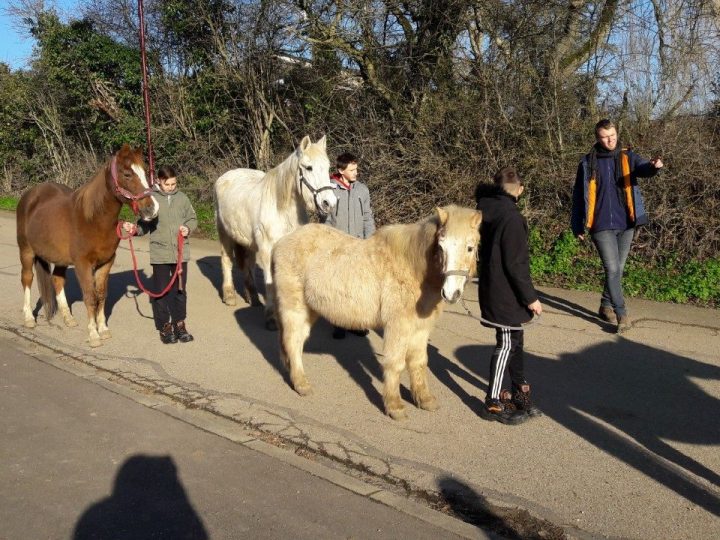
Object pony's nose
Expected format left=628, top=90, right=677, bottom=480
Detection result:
left=450, top=290, right=461, bottom=303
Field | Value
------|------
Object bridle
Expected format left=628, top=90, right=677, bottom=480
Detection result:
left=110, top=156, right=154, bottom=215
left=298, top=168, right=335, bottom=214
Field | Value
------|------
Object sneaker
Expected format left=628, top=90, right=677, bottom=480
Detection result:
left=349, top=329, right=369, bottom=337
left=480, top=398, right=528, bottom=425
left=174, top=320, right=194, bottom=343
left=159, top=322, right=177, bottom=344
left=332, top=327, right=346, bottom=340
left=511, top=383, right=542, bottom=417
left=616, top=315, right=631, bottom=334
left=598, top=306, right=617, bottom=324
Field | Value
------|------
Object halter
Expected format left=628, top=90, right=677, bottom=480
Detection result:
left=298, top=169, right=335, bottom=214
left=110, top=156, right=154, bottom=215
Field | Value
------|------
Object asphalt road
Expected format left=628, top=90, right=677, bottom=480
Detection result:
left=0, top=335, right=476, bottom=540
left=1, top=209, right=718, bottom=539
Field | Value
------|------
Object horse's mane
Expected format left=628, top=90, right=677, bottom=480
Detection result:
left=375, top=214, right=440, bottom=281
left=74, top=161, right=111, bottom=221
left=262, top=150, right=298, bottom=211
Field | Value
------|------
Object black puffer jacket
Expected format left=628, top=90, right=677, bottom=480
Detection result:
left=475, top=183, right=538, bottom=327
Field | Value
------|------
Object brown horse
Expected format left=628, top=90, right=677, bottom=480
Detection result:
left=16, top=144, right=159, bottom=347
left=272, top=205, right=482, bottom=419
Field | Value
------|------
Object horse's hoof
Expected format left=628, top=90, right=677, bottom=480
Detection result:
left=294, top=382, right=313, bottom=396
left=24, top=319, right=36, bottom=329
left=265, top=319, right=278, bottom=331
left=387, top=407, right=408, bottom=420
left=64, top=317, right=78, bottom=328
left=88, top=337, right=102, bottom=348
left=222, top=289, right=237, bottom=306
left=250, top=298, right=263, bottom=307
left=100, top=330, right=112, bottom=340
left=418, top=396, right=439, bottom=411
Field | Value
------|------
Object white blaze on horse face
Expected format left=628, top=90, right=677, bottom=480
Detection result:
left=130, top=163, right=159, bottom=220
left=439, top=233, right=470, bottom=303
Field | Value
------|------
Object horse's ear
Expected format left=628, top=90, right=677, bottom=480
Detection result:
left=435, top=206, right=449, bottom=227
left=317, top=135, right=327, bottom=150
left=471, top=210, right=482, bottom=229
left=298, top=135, right=311, bottom=153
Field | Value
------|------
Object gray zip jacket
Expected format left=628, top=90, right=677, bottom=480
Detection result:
left=323, top=177, right=376, bottom=239
left=135, top=187, right=198, bottom=264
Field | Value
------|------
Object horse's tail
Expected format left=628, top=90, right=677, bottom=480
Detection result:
left=34, top=258, right=57, bottom=321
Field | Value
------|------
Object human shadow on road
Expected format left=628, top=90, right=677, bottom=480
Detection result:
left=437, top=476, right=565, bottom=539
left=537, top=291, right=615, bottom=332
left=73, top=454, right=208, bottom=540
left=454, top=338, right=720, bottom=516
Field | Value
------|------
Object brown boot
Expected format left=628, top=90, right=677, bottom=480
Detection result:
left=616, top=315, right=631, bottom=334
left=159, top=322, right=177, bottom=344
left=174, top=320, right=194, bottom=343
left=598, top=306, right=617, bottom=324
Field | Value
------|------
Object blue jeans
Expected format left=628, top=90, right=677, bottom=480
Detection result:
left=590, top=228, right=634, bottom=317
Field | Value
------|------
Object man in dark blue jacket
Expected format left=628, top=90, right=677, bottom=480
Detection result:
left=571, top=119, right=663, bottom=333
left=475, top=167, right=543, bottom=425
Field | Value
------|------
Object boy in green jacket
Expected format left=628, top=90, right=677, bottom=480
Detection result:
left=123, top=166, right=198, bottom=343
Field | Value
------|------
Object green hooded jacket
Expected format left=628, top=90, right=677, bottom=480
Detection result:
left=135, top=187, right=198, bottom=264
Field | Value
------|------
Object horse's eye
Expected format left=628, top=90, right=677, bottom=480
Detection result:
left=305, top=165, right=313, bottom=172
left=467, top=246, right=473, bottom=252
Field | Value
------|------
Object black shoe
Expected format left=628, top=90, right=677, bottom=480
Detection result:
left=174, top=320, right=194, bottom=343
left=159, top=322, right=177, bottom=344
left=480, top=399, right=528, bottom=425
left=511, top=384, right=542, bottom=417
left=349, top=329, right=369, bottom=337
left=332, top=327, right=346, bottom=340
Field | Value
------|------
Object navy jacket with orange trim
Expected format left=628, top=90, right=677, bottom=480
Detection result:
left=571, top=148, right=659, bottom=236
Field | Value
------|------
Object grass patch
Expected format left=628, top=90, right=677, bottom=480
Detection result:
left=0, top=196, right=19, bottom=211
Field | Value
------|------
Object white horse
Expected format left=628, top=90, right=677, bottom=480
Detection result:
left=214, top=135, right=338, bottom=329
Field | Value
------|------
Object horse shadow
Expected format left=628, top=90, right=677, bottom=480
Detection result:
left=39, top=268, right=154, bottom=323
left=73, top=454, right=208, bottom=540
left=196, top=255, right=265, bottom=303
left=451, top=338, right=720, bottom=516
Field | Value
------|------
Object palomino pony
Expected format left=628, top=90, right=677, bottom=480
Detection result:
left=16, top=144, right=159, bottom=347
left=214, top=135, right=337, bottom=329
left=272, top=205, right=482, bottom=419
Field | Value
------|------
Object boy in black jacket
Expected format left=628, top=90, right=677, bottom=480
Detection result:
left=475, top=167, right=543, bottom=425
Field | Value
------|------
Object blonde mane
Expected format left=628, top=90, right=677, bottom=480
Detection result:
left=262, top=151, right=299, bottom=211
left=375, top=215, right=440, bottom=283
left=74, top=161, right=111, bottom=222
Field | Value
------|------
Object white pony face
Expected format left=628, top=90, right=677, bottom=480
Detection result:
left=296, top=135, right=338, bottom=215
left=436, top=206, right=482, bottom=303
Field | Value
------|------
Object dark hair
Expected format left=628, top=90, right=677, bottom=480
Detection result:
left=493, top=166, right=523, bottom=187
left=336, top=152, right=358, bottom=171
left=157, top=166, right=177, bottom=180
left=595, top=118, right=616, bottom=136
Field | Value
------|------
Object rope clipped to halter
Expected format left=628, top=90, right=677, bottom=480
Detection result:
left=116, top=221, right=185, bottom=298
left=298, top=170, right=334, bottom=213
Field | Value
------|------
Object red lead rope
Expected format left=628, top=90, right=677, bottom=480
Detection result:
left=116, top=221, right=185, bottom=298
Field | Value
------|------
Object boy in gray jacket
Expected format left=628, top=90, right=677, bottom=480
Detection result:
left=123, top=166, right=198, bottom=344
left=324, top=152, right=376, bottom=339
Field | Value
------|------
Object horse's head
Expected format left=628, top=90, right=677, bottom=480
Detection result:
left=295, top=135, right=338, bottom=215
left=111, top=144, right=159, bottom=221
left=435, top=205, right=482, bottom=303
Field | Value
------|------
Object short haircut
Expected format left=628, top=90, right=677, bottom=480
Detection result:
left=595, top=118, right=616, bottom=135
left=336, top=152, right=358, bottom=171
left=493, top=166, right=523, bottom=187
left=157, top=166, right=177, bottom=180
